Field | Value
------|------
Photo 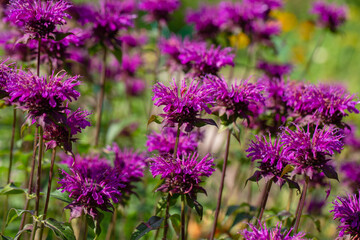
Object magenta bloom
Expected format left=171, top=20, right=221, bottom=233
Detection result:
left=331, top=191, right=360, bottom=238
left=121, top=54, right=142, bottom=76
left=139, top=0, right=180, bottom=23
left=341, top=162, right=360, bottom=193
left=43, top=108, right=91, bottom=152
left=179, top=44, right=234, bottom=77
left=149, top=153, right=215, bottom=198
left=186, top=5, right=227, bottom=39
left=204, top=75, right=264, bottom=125
left=251, top=20, right=281, bottom=46
left=0, top=59, right=18, bottom=98
left=6, top=70, right=80, bottom=124
left=119, top=33, right=148, bottom=48
left=58, top=156, right=122, bottom=221
left=6, top=0, right=72, bottom=38
left=281, top=124, right=344, bottom=179
left=311, top=1, right=347, bottom=32
left=124, top=78, right=146, bottom=96
left=239, top=222, right=308, bottom=240
left=146, top=127, right=201, bottom=157
left=257, top=60, right=292, bottom=79
left=152, top=79, right=216, bottom=132
left=246, top=133, right=298, bottom=189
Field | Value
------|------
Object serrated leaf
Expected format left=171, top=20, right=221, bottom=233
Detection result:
left=0, top=183, right=26, bottom=195
left=6, top=209, right=34, bottom=227
left=44, top=218, right=76, bottom=240
left=130, top=216, right=163, bottom=240
left=147, top=115, right=163, bottom=126
left=322, top=164, right=339, bottom=181
left=280, top=165, right=294, bottom=178
left=50, top=190, right=72, bottom=204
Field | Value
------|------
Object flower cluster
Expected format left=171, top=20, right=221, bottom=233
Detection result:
left=204, top=75, right=264, bottom=125
left=152, top=79, right=215, bottom=132
left=149, top=153, right=215, bottom=199
left=179, top=44, right=234, bottom=77
left=147, top=127, right=201, bottom=157
left=331, top=191, right=360, bottom=238
left=281, top=124, right=344, bottom=179
left=311, top=1, right=347, bottom=33
left=139, top=0, right=180, bottom=23
left=239, top=222, right=308, bottom=240
left=257, top=60, right=293, bottom=79
left=6, top=0, right=72, bottom=38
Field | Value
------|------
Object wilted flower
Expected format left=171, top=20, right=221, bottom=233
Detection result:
left=147, top=127, right=201, bottom=157
left=139, top=0, right=180, bottom=23
left=58, top=156, right=123, bottom=221
left=239, top=222, right=308, bottom=240
left=204, top=75, right=264, bottom=125
left=311, top=1, right=347, bottom=32
left=149, top=153, right=215, bottom=199
left=179, top=44, right=234, bottom=77
left=152, top=79, right=215, bottom=132
left=6, top=0, right=72, bottom=38
left=281, top=124, right=344, bottom=179
left=331, top=191, right=360, bottom=238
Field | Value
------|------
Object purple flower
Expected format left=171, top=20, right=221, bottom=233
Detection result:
left=58, top=155, right=123, bottom=221
left=139, top=0, right=180, bottom=23
left=341, top=161, right=360, bottom=193
left=257, top=60, right=292, bottom=79
left=281, top=124, right=344, bottom=179
left=119, top=33, right=148, bottom=48
left=124, top=78, right=146, bottom=96
left=6, top=70, right=80, bottom=124
left=146, top=127, right=201, bottom=157
left=246, top=133, right=296, bottom=187
left=204, top=75, right=264, bottom=125
left=0, top=59, right=17, bottom=97
left=251, top=20, right=281, bottom=46
left=6, top=0, right=72, bottom=38
left=152, top=79, right=215, bottom=132
left=186, top=5, right=227, bottom=39
left=239, top=222, right=308, bottom=240
left=179, top=44, right=234, bottom=77
left=331, top=191, right=360, bottom=238
left=311, top=1, right=347, bottom=33
left=149, top=153, right=215, bottom=198
left=121, top=54, right=142, bottom=76
left=43, top=108, right=91, bottom=152
left=342, top=125, right=360, bottom=150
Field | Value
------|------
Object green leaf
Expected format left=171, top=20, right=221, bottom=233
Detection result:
left=6, top=208, right=34, bottom=227
left=0, top=183, right=26, bottom=195
left=193, top=200, right=203, bottom=220
left=86, top=211, right=104, bottom=238
left=53, top=32, right=73, bottom=41
left=88, top=43, right=103, bottom=56
left=147, top=115, right=163, bottom=126
left=50, top=190, right=72, bottom=204
left=14, top=224, right=33, bottom=240
left=280, top=165, right=294, bottom=178
left=130, top=216, right=163, bottom=240
left=1, top=235, right=13, bottom=240
left=44, top=218, right=76, bottom=240
left=231, top=212, right=252, bottom=228
left=155, top=195, right=168, bottom=215
left=170, top=214, right=180, bottom=234
left=111, top=46, right=122, bottom=63
left=192, top=118, right=218, bottom=128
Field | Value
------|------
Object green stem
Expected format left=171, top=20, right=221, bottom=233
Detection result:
left=94, top=47, right=107, bottom=146
left=38, top=148, right=56, bottom=239
left=293, top=175, right=310, bottom=232
left=30, top=127, right=44, bottom=240
left=255, top=179, right=273, bottom=227
left=105, top=207, right=118, bottom=240
left=162, top=194, right=171, bottom=240
left=181, top=195, right=186, bottom=240
left=210, top=129, right=232, bottom=240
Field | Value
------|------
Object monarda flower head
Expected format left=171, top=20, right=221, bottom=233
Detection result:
left=246, top=133, right=299, bottom=189
left=341, top=161, right=360, bottom=193
left=0, top=59, right=18, bottom=98
left=6, top=70, right=80, bottom=124
left=149, top=153, right=215, bottom=199
left=311, top=1, right=348, bottom=33
left=6, top=0, right=72, bottom=38
left=204, top=75, right=264, bottom=125
left=250, top=20, right=281, bottom=46
left=146, top=127, right=201, bottom=157
left=239, top=222, right=308, bottom=240
left=179, top=44, right=234, bottom=77
left=152, top=79, right=216, bottom=132
left=107, top=143, right=146, bottom=203
left=58, top=155, right=123, bottom=221
left=281, top=124, right=344, bottom=179
left=331, top=191, right=360, bottom=238
left=257, top=60, right=292, bottom=79
left=139, top=0, right=180, bottom=23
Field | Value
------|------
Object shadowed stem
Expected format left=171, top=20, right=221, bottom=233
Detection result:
left=38, top=148, right=57, bottom=239
left=286, top=176, right=296, bottom=212
left=30, top=127, right=44, bottom=240
left=185, top=208, right=191, bottom=240
left=20, top=129, right=38, bottom=230
left=162, top=194, right=171, bottom=240
left=82, top=217, right=88, bottom=240
left=210, top=129, right=232, bottom=240
left=1, top=108, right=17, bottom=234
left=293, top=175, right=310, bottom=232
left=37, top=39, right=41, bottom=76
left=181, top=195, right=186, bottom=240
left=255, top=179, right=273, bottom=227
left=105, top=207, right=118, bottom=240
left=94, top=47, right=107, bottom=146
